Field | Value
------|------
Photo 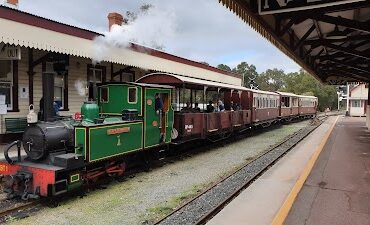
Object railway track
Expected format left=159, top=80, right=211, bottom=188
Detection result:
left=0, top=201, right=36, bottom=219
left=153, top=117, right=326, bottom=225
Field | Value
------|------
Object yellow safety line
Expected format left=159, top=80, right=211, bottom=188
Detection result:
left=271, top=115, right=339, bottom=225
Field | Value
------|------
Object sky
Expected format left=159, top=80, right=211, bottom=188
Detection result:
left=17, top=0, right=300, bottom=73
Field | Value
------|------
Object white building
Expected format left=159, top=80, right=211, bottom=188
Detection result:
left=348, top=84, right=368, bottom=117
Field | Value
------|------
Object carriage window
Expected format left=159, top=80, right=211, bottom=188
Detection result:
left=100, top=87, right=108, bottom=102
left=128, top=87, right=137, bottom=103
left=259, top=98, right=262, bottom=108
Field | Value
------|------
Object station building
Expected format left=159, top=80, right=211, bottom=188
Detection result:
left=0, top=2, right=241, bottom=142
left=348, top=83, right=369, bottom=117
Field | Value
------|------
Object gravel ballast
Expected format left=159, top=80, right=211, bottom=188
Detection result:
left=11, top=120, right=310, bottom=225
left=156, top=123, right=318, bottom=225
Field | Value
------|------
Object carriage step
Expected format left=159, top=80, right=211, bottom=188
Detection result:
left=158, top=149, right=166, bottom=160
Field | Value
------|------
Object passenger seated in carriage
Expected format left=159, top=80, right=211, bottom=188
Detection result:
left=230, top=101, right=240, bottom=111
left=193, top=102, right=201, bottom=112
left=206, top=101, right=215, bottom=113
left=217, top=100, right=225, bottom=112
left=181, top=102, right=192, bottom=112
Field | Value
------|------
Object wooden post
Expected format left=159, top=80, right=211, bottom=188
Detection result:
left=367, top=82, right=370, bottom=129
left=28, top=48, right=34, bottom=105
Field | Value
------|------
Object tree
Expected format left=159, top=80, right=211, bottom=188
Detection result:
left=217, top=64, right=232, bottom=72
left=232, top=62, right=258, bottom=88
left=256, top=68, right=286, bottom=91
left=124, top=4, right=154, bottom=23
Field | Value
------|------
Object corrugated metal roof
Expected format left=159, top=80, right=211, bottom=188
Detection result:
left=137, top=72, right=280, bottom=95
left=276, top=91, right=299, bottom=97
left=298, top=95, right=318, bottom=99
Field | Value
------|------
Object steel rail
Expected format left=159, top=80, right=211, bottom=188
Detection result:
left=0, top=200, right=38, bottom=218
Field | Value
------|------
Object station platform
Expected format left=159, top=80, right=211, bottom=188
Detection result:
left=206, top=116, right=370, bottom=225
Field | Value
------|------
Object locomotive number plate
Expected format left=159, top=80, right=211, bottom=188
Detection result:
left=107, top=127, right=131, bottom=135
left=0, top=164, right=8, bottom=172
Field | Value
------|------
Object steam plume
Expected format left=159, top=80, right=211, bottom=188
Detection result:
left=92, top=4, right=177, bottom=64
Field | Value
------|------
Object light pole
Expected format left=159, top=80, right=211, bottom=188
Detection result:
left=337, top=91, right=340, bottom=111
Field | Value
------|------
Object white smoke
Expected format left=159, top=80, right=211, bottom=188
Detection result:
left=92, top=4, right=177, bottom=64
left=74, top=79, right=87, bottom=97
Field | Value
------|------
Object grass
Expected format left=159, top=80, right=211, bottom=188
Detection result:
left=145, top=184, right=206, bottom=222
left=6, top=215, right=18, bottom=223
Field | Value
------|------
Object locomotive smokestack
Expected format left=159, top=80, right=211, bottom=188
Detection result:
left=42, top=72, right=55, bottom=122
left=107, top=12, right=124, bottom=31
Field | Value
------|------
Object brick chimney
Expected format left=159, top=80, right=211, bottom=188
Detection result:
left=108, top=12, right=123, bottom=31
left=5, top=0, right=19, bottom=8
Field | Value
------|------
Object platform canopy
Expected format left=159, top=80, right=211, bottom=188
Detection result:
left=218, top=0, right=370, bottom=84
left=0, top=6, right=242, bottom=86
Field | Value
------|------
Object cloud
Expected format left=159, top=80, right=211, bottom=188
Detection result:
left=19, top=0, right=300, bottom=73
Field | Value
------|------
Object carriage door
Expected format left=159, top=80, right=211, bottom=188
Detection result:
left=160, top=93, right=169, bottom=135
left=144, top=88, right=173, bottom=148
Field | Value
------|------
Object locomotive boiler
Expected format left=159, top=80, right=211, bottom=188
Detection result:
left=21, top=121, right=75, bottom=161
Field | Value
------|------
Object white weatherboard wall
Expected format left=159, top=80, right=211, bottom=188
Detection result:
left=349, top=84, right=368, bottom=117
left=0, top=47, right=130, bottom=134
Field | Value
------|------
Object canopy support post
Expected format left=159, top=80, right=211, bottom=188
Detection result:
left=203, top=86, right=208, bottom=111
left=367, top=82, right=370, bottom=130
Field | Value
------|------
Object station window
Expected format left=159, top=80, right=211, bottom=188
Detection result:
left=0, top=60, right=13, bottom=110
left=100, top=87, right=109, bottom=103
left=128, top=87, right=137, bottom=103
left=54, top=73, right=65, bottom=109
left=352, top=100, right=361, bottom=108
left=87, top=64, right=106, bottom=101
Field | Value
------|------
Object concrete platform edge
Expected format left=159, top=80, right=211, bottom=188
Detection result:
left=271, top=116, right=339, bottom=225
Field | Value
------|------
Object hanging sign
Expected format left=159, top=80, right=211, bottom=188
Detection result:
left=259, top=0, right=366, bottom=15
left=0, top=44, right=21, bottom=60
left=0, top=105, right=6, bottom=115
left=0, top=95, right=5, bottom=105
